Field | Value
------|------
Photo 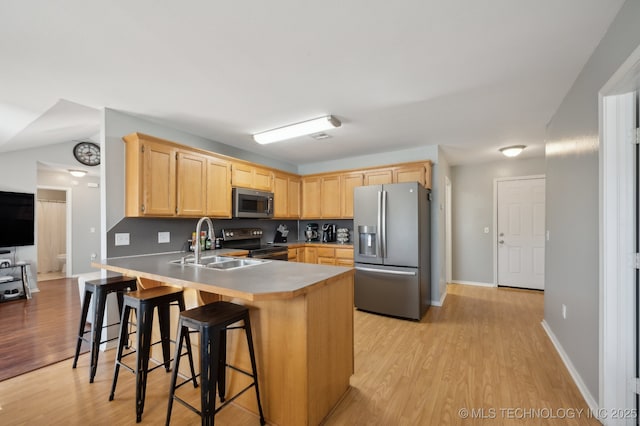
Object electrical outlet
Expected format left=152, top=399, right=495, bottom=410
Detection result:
left=115, top=233, right=130, bottom=246
left=484, top=227, right=489, bottom=234
left=158, top=232, right=170, bottom=244
left=562, top=304, right=567, bottom=319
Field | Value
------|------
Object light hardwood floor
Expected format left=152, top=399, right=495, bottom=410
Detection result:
left=0, top=284, right=597, bottom=425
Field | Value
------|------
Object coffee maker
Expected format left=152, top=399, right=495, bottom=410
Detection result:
left=305, top=223, right=319, bottom=242
left=322, top=223, right=336, bottom=242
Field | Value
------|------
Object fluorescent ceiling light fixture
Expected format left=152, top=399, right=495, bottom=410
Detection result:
left=253, top=115, right=341, bottom=144
left=68, top=169, right=87, bottom=177
left=499, top=145, right=526, bottom=158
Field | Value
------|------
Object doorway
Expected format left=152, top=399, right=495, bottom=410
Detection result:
left=36, top=187, right=71, bottom=280
left=495, top=176, right=546, bottom=290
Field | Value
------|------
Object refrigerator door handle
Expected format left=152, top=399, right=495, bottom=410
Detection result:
left=355, top=266, right=417, bottom=276
left=381, top=190, right=387, bottom=258
left=377, top=191, right=383, bottom=259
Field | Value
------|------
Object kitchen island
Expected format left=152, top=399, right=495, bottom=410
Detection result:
left=93, top=252, right=354, bottom=426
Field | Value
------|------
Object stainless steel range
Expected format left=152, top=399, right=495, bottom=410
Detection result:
left=221, top=228, right=288, bottom=260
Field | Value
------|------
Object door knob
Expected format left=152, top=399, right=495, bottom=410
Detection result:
left=498, top=240, right=504, bottom=244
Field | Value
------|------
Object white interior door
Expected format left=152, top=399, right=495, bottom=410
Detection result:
left=497, top=177, right=546, bottom=290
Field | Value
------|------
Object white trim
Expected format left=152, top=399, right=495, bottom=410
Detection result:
left=541, top=320, right=599, bottom=414
left=450, top=280, right=496, bottom=288
left=493, top=175, right=546, bottom=286
left=431, top=290, right=447, bottom=307
left=599, top=91, right=636, bottom=424
left=445, top=176, right=452, bottom=285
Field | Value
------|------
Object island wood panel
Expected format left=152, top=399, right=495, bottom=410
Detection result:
left=221, top=271, right=353, bottom=425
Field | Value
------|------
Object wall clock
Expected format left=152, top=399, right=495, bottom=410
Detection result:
left=73, top=142, right=100, bottom=166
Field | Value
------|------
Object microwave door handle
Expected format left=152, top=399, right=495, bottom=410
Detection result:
left=268, top=196, right=273, bottom=214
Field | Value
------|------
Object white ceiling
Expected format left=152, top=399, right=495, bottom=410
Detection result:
left=0, top=0, right=626, bottom=166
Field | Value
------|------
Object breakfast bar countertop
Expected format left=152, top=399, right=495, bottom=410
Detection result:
left=92, top=250, right=352, bottom=301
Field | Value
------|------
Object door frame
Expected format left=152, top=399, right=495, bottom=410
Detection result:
left=445, top=175, right=452, bottom=285
left=493, top=175, right=546, bottom=286
left=37, top=185, right=73, bottom=276
left=600, top=90, right=637, bottom=418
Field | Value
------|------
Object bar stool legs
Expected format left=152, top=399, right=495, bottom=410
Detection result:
left=166, top=301, right=266, bottom=426
left=109, top=286, right=197, bottom=423
left=72, top=276, right=136, bottom=383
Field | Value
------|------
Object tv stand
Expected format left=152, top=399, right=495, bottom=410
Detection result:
left=0, top=263, right=31, bottom=302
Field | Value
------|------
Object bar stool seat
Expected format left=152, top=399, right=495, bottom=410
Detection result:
left=110, top=286, right=197, bottom=423
left=72, top=276, right=137, bottom=383
left=166, top=301, right=266, bottom=426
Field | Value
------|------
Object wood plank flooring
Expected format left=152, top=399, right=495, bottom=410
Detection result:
left=0, top=278, right=86, bottom=382
left=0, top=284, right=598, bottom=425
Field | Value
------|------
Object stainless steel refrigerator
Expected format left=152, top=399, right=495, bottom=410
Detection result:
left=354, top=182, right=430, bottom=320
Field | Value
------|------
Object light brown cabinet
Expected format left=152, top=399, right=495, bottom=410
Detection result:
left=123, top=132, right=431, bottom=220
left=123, top=133, right=232, bottom=218
left=340, top=173, right=363, bottom=218
left=320, top=175, right=341, bottom=218
left=124, top=135, right=177, bottom=216
left=363, top=168, right=393, bottom=186
left=176, top=150, right=207, bottom=216
left=394, top=163, right=431, bottom=188
left=205, top=156, right=232, bottom=218
left=304, top=247, right=318, bottom=264
left=274, top=172, right=301, bottom=218
left=302, top=177, right=322, bottom=218
left=295, top=244, right=354, bottom=266
left=231, top=162, right=273, bottom=191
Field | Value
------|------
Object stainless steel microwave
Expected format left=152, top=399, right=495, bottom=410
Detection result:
left=232, top=188, right=274, bottom=218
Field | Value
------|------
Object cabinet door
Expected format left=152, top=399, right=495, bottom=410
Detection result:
left=288, top=248, right=298, bottom=262
left=288, top=176, right=301, bottom=218
left=253, top=167, right=274, bottom=191
left=304, top=247, right=318, bottom=264
left=231, top=162, right=254, bottom=188
left=341, top=173, right=363, bottom=218
left=142, top=141, right=176, bottom=216
left=176, top=151, right=207, bottom=217
left=302, top=177, right=322, bottom=218
left=273, top=174, right=289, bottom=218
left=394, top=165, right=426, bottom=186
left=206, top=156, right=232, bottom=218
left=364, top=169, right=393, bottom=185
left=318, top=257, right=337, bottom=265
left=321, top=175, right=341, bottom=218
left=297, top=247, right=305, bottom=263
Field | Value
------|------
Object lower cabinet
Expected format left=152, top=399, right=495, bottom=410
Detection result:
left=294, top=245, right=354, bottom=266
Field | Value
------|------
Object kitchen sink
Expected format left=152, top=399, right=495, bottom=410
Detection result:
left=170, top=255, right=269, bottom=271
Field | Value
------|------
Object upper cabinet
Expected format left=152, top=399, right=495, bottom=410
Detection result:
left=123, top=133, right=232, bottom=218
left=273, top=172, right=300, bottom=219
left=123, top=132, right=431, bottom=220
left=231, top=162, right=273, bottom=191
left=205, top=156, right=232, bottom=218
left=341, top=173, right=364, bottom=218
left=363, top=168, right=393, bottom=186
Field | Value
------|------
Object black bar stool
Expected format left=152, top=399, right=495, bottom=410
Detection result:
left=110, top=286, right=197, bottom=423
left=72, top=276, right=137, bottom=383
left=166, top=301, right=266, bottom=426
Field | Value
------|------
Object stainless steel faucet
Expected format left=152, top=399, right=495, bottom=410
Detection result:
left=194, top=216, right=214, bottom=265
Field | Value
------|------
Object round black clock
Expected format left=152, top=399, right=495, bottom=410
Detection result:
left=73, top=142, right=100, bottom=166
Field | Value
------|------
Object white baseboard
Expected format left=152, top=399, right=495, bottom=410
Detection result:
left=540, top=320, right=599, bottom=414
left=431, top=290, right=447, bottom=307
left=450, top=280, right=496, bottom=288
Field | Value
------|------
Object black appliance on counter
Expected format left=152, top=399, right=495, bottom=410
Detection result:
left=273, top=224, right=289, bottom=243
left=221, top=228, right=288, bottom=260
left=322, top=224, right=336, bottom=243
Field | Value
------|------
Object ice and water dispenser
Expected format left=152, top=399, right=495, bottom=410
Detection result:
left=358, top=225, right=377, bottom=257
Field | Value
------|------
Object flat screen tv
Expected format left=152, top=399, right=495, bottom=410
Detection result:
left=0, top=191, right=35, bottom=247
